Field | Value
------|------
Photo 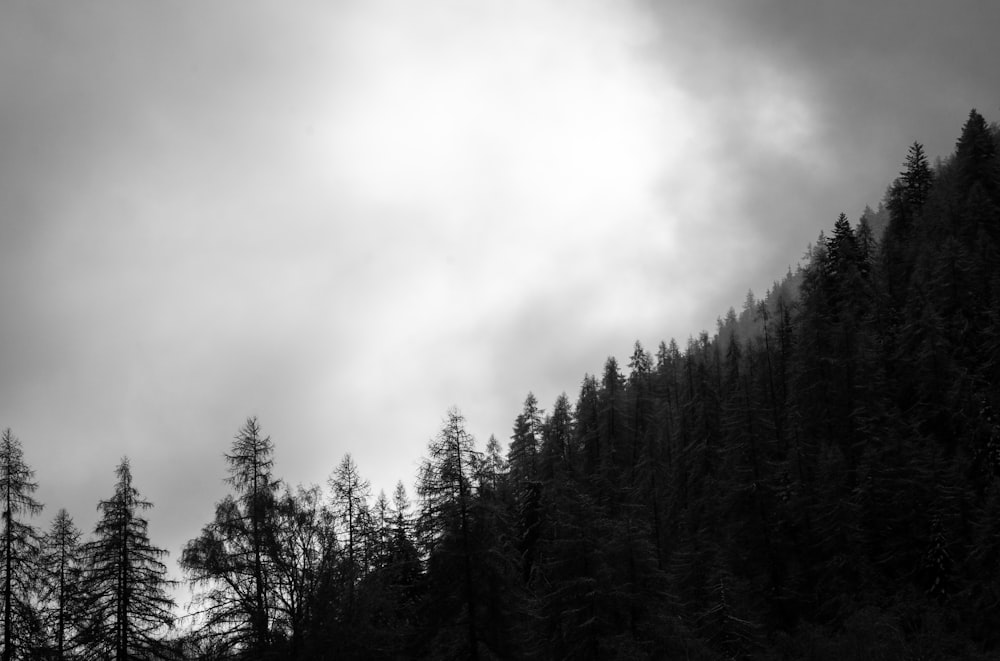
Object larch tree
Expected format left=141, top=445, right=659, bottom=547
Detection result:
left=225, top=416, right=280, bottom=656
left=417, top=408, right=483, bottom=660
left=84, top=458, right=174, bottom=660
left=0, top=428, right=43, bottom=661
left=39, top=509, right=85, bottom=660
left=181, top=416, right=281, bottom=658
left=329, top=453, right=371, bottom=595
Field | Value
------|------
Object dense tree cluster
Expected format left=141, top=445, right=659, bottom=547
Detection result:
left=3, top=110, right=999, bottom=658
left=0, top=433, right=174, bottom=660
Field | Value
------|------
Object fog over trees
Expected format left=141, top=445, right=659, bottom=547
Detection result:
left=2, top=110, right=1000, bottom=659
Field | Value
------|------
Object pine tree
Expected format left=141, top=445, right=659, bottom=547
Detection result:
left=387, top=481, right=420, bottom=626
left=627, top=340, right=655, bottom=488
left=478, top=435, right=508, bottom=494
left=954, top=109, right=999, bottom=203
left=903, top=142, right=934, bottom=205
left=884, top=142, right=935, bottom=312
left=505, top=394, right=546, bottom=592
left=575, top=375, right=602, bottom=476
left=83, top=458, right=174, bottom=660
left=507, top=393, right=543, bottom=487
left=540, top=394, right=573, bottom=481
left=598, top=357, right=626, bottom=479
left=0, top=429, right=42, bottom=661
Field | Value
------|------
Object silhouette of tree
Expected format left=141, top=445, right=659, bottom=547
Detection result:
left=329, top=454, right=371, bottom=594
left=38, top=509, right=86, bottom=660
left=0, top=429, right=42, bottom=661
left=416, top=408, right=483, bottom=660
left=268, top=484, right=332, bottom=661
left=181, top=416, right=281, bottom=658
left=83, top=458, right=174, bottom=660
left=507, top=393, right=543, bottom=487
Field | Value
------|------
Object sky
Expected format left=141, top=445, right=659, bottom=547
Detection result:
left=1, top=0, right=998, bottom=613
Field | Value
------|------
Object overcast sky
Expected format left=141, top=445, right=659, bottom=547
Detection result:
left=1, top=0, right=998, bottom=611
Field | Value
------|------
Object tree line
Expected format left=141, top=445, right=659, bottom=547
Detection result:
left=0, top=432, right=172, bottom=660
left=2, top=109, right=999, bottom=659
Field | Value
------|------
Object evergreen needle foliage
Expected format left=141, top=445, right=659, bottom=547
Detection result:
left=5, top=109, right=1000, bottom=659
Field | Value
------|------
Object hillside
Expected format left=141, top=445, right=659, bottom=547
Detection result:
left=172, top=108, right=995, bottom=659
left=3, top=109, right=999, bottom=660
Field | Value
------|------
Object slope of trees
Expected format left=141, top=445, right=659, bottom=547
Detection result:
left=2, top=109, right=999, bottom=659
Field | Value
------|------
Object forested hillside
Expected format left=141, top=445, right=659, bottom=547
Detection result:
left=2, top=109, right=999, bottom=659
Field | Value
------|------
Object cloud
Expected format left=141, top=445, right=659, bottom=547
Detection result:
left=1, top=0, right=999, bottom=604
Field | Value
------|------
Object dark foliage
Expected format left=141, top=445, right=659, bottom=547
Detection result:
left=5, top=110, right=1000, bottom=659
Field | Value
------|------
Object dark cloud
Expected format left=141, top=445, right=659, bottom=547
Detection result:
left=632, top=0, right=1000, bottom=336
left=736, top=0, right=998, bottom=165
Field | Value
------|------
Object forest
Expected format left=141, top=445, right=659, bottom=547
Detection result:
left=1, top=109, right=999, bottom=659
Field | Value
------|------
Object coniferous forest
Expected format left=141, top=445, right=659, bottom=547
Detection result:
left=2, top=109, right=1000, bottom=659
